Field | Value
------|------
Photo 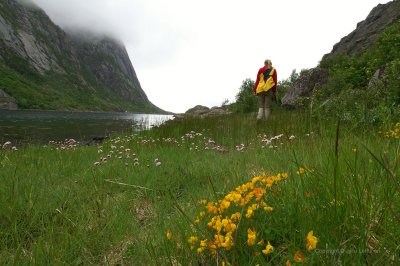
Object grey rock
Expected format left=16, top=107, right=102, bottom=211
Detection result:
left=323, top=1, right=400, bottom=60
left=0, top=89, right=18, bottom=110
left=206, top=107, right=232, bottom=116
left=368, top=66, right=386, bottom=89
left=183, top=105, right=231, bottom=117
left=282, top=68, right=329, bottom=108
left=185, top=105, right=210, bottom=115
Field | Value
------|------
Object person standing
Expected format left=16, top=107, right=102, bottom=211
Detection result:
left=253, top=59, right=277, bottom=121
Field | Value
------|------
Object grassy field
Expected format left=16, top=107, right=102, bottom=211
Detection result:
left=0, top=111, right=399, bottom=265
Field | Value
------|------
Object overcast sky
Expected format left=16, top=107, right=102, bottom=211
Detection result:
left=31, top=0, right=391, bottom=113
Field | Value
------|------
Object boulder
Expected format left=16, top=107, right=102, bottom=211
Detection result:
left=281, top=67, right=329, bottom=109
left=368, top=66, right=385, bottom=89
left=0, top=89, right=18, bottom=110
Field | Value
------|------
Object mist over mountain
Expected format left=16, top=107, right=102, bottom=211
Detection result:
left=0, top=0, right=164, bottom=113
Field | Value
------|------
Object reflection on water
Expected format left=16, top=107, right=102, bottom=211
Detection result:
left=0, top=110, right=174, bottom=144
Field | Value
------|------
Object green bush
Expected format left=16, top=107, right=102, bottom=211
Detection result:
left=313, top=20, right=400, bottom=125
left=231, top=79, right=258, bottom=113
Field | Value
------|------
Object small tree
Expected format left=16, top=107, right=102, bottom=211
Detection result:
left=232, top=79, right=258, bottom=113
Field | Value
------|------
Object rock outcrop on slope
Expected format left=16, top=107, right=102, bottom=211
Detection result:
left=281, top=68, right=329, bottom=108
left=282, top=0, right=400, bottom=109
left=323, top=0, right=400, bottom=60
left=0, top=0, right=163, bottom=112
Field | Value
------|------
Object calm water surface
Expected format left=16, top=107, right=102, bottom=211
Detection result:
left=0, top=110, right=174, bottom=144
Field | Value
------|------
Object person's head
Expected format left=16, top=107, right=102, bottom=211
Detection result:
left=264, top=59, right=272, bottom=67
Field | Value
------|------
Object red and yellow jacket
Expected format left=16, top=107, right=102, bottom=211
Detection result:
left=253, top=66, right=277, bottom=95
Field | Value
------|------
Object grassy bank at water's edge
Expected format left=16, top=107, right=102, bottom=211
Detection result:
left=0, top=111, right=399, bottom=265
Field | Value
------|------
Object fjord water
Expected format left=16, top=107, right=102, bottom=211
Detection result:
left=0, top=110, right=174, bottom=144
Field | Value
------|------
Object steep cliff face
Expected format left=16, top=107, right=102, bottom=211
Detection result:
left=70, top=34, right=149, bottom=105
left=282, top=0, right=400, bottom=109
left=0, top=0, right=163, bottom=112
left=323, top=0, right=400, bottom=60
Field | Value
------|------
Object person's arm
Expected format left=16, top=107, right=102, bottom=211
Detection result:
left=272, top=69, right=278, bottom=95
left=253, top=68, right=262, bottom=95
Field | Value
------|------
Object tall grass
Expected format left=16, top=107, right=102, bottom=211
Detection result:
left=0, top=111, right=398, bottom=265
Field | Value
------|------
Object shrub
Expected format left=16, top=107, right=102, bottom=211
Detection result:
left=231, top=79, right=258, bottom=113
left=313, top=20, right=400, bottom=125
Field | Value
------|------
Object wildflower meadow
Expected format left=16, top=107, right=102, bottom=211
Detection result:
left=0, top=111, right=399, bottom=265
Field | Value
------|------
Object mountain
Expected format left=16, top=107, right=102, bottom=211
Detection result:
left=0, top=0, right=164, bottom=113
left=282, top=0, right=400, bottom=109
left=323, top=0, right=400, bottom=60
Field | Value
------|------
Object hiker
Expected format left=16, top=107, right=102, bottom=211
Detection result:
left=253, top=59, right=277, bottom=121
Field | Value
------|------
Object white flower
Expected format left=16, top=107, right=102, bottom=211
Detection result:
left=2, top=141, right=12, bottom=149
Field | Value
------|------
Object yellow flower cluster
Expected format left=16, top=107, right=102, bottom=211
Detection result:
left=384, top=123, right=400, bottom=139
left=183, top=172, right=320, bottom=264
left=189, top=173, right=288, bottom=255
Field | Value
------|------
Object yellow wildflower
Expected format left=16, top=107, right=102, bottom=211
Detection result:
left=188, top=236, right=198, bottom=250
left=200, top=239, right=207, bottom=247
left=253, top=187, right=266, bottom=200
left=198, top=199, right=207, bottom=205
left=220, top=200, right=231, bottom=211
left=245, top=207, right=254, bottom=218
left=208, top=241, right=217, bottom=254
left=306, top=230, right=318, bottom=251
left=262, top=241, right=274, bottom=255
left=329, top=199, right=344, bottom=207
left=197, top=247, right=205, bottom=253
left=214, top=234, right=224, bottom=247
left=206, top=202, right=217, bottom=214
left=264, top=205, right=273, bottom=212
left=221, top=232, right=234, bottom=250
left=231, top=212, right=241, bottom=221
left=247, top=228, right=257, bottom=246
left=294, top=250, right=305, bottom=263
left=196, top=240, right=207, bottom=253
left=188, top=236, right=198, bottom=243
left=166, top=230, right=173, bottom=240
left=296, top=167, right=305, bottom=175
